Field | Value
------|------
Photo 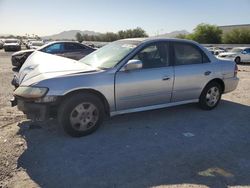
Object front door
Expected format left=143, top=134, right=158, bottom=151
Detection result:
left=115, top=42, right=174, bottom=111
left=241, top=48, right=250, bottom=62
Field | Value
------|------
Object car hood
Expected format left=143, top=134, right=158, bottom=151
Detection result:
left=12, top=49, right=35, bottom=56
left=4, top=43, right=20, bottom=46
left=18, top=51, right=97, bottom=85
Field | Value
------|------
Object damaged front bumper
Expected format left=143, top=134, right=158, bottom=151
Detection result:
left=16, top=99, right=48, bottom=121
left=11, top=96, right=59, bottom=121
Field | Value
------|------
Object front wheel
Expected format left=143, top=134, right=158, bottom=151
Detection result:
left=235, top=57, right=241, bottom=64
left=199, top=82, right=222, bottom=110
left=58, top=93, right=105, bottom=137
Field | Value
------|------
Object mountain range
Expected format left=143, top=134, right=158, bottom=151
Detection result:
left=41, top=29, right=190, bottom=40
left=42, top=30, right=102, bottom=40
left=156, top=30, right=190, bottom=38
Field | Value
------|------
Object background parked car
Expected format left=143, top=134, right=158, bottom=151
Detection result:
left=0, top=40, right=4, bottom=49
left=25, top=38, right=37, bottom=49
left=11, top=41, right=96, bottom=69
left=206, top=47, right=226, bottom=56
left=29, top=40, right=44, bottom=49
left=3, top=39, right=21, bottom=51
left=12, top=38, right=239, bottom=137
left=217, top=47, right=250, bottom=64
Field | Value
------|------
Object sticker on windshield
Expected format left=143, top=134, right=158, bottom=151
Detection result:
left=121, top=44, right=136, bottom=49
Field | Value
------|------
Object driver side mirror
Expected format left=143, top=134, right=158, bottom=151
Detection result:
left=242, top=51, right=247, bottom=54
left=123, top=60, right=143, bottom=71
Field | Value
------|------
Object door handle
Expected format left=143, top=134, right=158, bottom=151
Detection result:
left=162, top=76, right=171, bottom=81
left=204, top=71, right=212, bottom=76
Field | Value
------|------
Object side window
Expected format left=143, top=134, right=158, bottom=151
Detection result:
left=76, top=43, right=86, bottom=50
left=43, top=43, right=63, bottom=53
left=132, top=43, right=168, bottom=69
left=244, top=48, right=250, bottom=53
left=64, top=43, right=85, bottom=51
left=174, top=43, right=203, bottom=65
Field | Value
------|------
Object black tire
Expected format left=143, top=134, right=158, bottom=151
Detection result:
left=199, top=82, right=222, bottom=110
left=58, top=93, right=105, bottom=137
left=235, top=57, right=241, bottom=64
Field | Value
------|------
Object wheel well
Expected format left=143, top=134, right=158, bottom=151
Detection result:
left=205, top=78, right=225, bottom=93
left=61, top=89, right=110, bottom=116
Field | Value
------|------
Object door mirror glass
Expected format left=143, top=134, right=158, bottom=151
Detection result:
left=124, top=60, right=142, bottom=71
left=242, top=50, right=247, bottom=54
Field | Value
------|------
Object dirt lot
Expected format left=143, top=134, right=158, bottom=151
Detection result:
left=0, top=49, right=250, bottom=188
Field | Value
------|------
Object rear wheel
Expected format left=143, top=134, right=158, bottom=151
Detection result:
left=58, top=93, right=105, bottom=137
left=199, top=82, right=222, bottom=110
left=235, top=57, right=241, bottom=64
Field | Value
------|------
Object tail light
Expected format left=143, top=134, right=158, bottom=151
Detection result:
left=234, top=64, right=238, bottom=77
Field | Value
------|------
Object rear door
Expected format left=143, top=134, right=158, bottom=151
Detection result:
left=171, top=42, right=215, bottom=102
left=115, top=42, right=174, bottom=111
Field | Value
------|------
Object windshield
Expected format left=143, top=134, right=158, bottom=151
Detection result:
left=230, top=48, right=243, bottom=53
left=5, top=40, right=18, bottom=43
left=79, top=40, right=140, bottom=69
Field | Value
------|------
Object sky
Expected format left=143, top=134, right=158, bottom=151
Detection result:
left=0, top=0, right=250, bottom=36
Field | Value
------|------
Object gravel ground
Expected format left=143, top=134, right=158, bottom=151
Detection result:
left=0, top=49, right=250, bottom=188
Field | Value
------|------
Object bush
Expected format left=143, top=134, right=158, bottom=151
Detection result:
left=190, top=24, right=222, bottom=44
left=77, top=27, right=148, bottom=42
left=222, top=29, right=250, bottom=44
left=175, top=24, right=222, bottom=44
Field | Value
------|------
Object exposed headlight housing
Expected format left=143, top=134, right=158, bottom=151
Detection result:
left=14, top=86, right=48, bottom=99
left=15, top=53, right=26, bottom=58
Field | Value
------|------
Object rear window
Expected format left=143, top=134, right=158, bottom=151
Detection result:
left=64, top=43, right=85, bottom=51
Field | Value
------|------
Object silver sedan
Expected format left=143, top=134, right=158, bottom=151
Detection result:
left=13, top=38, right=239, bottom=137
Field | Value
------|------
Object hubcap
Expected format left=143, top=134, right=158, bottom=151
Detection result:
left=206, top=86, right=220, bottom=107
left=70, top=102, right=99, bottom=131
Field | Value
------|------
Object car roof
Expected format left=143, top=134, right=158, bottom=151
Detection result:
left=233, top=47, right=249, bottom=50
left=119, top=37, right=199, bottom=45
left=5, top=38, right=20, bottom=41
left=47, top=41, right=80, bottom=44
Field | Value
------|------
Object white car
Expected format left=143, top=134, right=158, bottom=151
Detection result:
left=217, top=47, right=250, bottom=64
left=206, top=47, right=226, bottom=56
left=29, top=41, right=44, bottom=49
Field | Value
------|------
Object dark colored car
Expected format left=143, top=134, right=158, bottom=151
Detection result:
left=0, top=40, right=4, bottom=49
left=3, top=39, right=21, bottom=51
left=11, top=41, right=95, bottom=69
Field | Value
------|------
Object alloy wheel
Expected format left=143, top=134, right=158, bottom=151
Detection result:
left=70, top=102, right=99, bottom=131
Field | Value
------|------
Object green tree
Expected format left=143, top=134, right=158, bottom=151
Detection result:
left=131, top=27, right=148, bottom=38
left=190, top=23, right=222, bottom=44
left=175, top=33, right=187, bottom=39
left=75, top=32, right=83, bottom=42
left=79, top=27, right=148, bottom=42
left=222, top=29, right=250, bottom=44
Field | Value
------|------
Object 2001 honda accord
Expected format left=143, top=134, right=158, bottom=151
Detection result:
left=12, top=38, right=239, bottom=137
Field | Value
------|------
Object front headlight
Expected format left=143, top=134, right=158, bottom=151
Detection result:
left=14, top=86, right=48, bottom=99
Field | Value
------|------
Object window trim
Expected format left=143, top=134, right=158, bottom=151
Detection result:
left=171, top=41, right=210, bottom=66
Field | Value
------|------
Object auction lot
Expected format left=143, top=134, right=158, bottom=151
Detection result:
left=0, top=49, right=250, bottom=188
